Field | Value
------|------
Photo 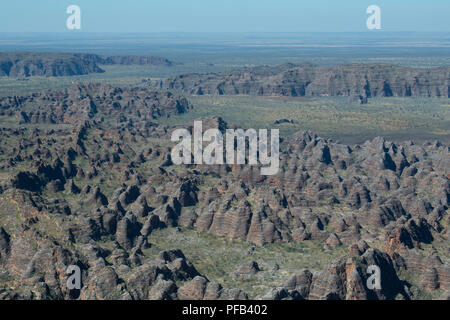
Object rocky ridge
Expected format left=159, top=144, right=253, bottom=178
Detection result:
left=0, top=52, right=173, bottom=77
left=150, top=63, right=450, bottom=98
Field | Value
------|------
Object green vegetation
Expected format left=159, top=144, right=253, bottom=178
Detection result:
left=160, top=95, right=450, bottom=144
left=145, top=226, right=347, bottom=298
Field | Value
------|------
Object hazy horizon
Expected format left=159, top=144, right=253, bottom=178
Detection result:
left=1, top=0, right=449, bottom=33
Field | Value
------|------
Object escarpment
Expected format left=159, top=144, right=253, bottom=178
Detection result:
left=150, top=63, right=450, bottom=98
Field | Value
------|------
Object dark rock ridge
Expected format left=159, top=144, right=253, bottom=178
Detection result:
left=78, top=54, right=173, bottom=67
left=0, top=52, right=173, bottom=77
left=0, top=82, right=191, bottom=125
left=150, top=63, right=450, bottom=98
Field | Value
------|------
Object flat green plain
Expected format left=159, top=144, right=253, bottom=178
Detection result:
left=161, top=95, right=450, bottom=144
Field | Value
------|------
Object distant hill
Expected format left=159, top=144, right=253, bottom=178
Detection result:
left=0, top=52, right=173, bottom=77
left=80, top=54, right=173, bottom=66
left=150, top=63, right=450, bottom=98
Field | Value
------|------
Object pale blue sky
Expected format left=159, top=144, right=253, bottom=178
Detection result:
left=1, top=0, right=449, bottom=33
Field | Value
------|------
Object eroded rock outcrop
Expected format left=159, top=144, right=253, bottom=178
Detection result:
left=150, top=63, right=450, bottom=98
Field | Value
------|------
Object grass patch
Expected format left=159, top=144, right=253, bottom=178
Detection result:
left=159, top=95, right=450, bottom=144
left=145, top=226, right=347, bottom=298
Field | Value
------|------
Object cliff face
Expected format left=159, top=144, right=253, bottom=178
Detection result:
left=0, top=52, right=104, bottom=77
left=151, top=63, right=450, bottom=98
left=0, top=52, right=174, bottom=77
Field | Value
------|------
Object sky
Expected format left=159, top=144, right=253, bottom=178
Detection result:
left=0, top=0, right=449, bottom=33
